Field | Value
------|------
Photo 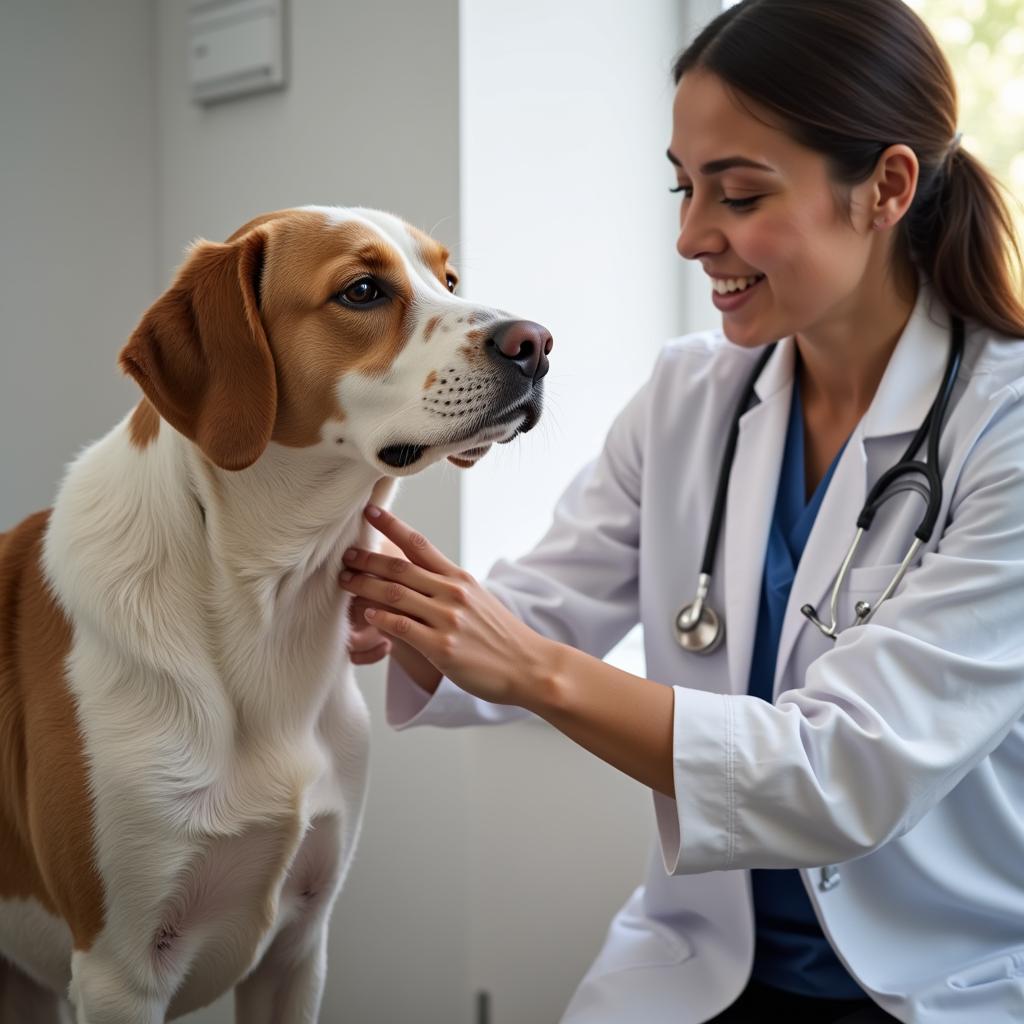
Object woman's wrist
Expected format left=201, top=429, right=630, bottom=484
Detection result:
left=518, top=637, right=572, bottom=716
left=391, top=637, right=443, bottom=695
left=516, top=639, right=676, bottom=798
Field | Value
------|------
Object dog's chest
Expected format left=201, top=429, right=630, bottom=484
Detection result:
left=161, top=810, right=335, bottom=1017
left=160, top=677, right=371, bottom=1016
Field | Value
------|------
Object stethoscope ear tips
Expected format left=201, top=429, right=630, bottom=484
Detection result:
left=800, top=603, right=838, bottom=640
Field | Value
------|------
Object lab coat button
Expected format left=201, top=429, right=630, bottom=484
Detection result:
left=819, top=865, right=841, bottom=891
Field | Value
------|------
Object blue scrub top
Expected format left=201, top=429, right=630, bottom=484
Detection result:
left=746, top=375, right=866, bottom=1000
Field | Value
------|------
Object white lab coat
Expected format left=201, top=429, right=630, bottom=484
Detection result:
left=387, top=285, right=1024, bottom=1023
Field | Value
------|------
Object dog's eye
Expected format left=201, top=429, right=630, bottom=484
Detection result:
left=336, top=278, right=384, bottom=307
left=445, top=274, right=457, bottom=293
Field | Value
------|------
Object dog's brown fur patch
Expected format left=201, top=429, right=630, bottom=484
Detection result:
left=0, top=511, right=106, bottom=951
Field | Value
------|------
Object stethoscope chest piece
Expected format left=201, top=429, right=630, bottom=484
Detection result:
left=675, top=602, right=724, bottom=654
left=675, top=573, right=724, bottom=654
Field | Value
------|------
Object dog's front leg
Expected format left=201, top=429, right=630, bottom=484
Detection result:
left=68, top=951, right=166, bottom=1024
left=234, top=923, right=328, bottom=1024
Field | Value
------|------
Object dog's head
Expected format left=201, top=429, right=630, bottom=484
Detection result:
left=119, top=206, right=551, bottom=475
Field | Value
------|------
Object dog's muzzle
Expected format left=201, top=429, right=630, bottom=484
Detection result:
left=376, top=319, right=552, bottom=470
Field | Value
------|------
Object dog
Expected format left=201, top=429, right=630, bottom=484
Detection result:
left=0, top=206, right=551, bottom=1023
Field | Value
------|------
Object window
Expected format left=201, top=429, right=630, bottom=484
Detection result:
left=908, top=0, right=1024, bottom=235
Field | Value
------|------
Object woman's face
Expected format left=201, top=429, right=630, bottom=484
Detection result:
left=669, top=70, right=881, bottom=348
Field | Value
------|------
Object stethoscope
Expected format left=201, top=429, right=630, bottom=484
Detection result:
left=675, top=317, right=964, bottom=653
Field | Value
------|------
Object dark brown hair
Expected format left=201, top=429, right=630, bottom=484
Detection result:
left=673, top=0, right=1024, bottom=338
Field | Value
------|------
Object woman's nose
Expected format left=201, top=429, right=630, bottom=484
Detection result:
left=676, top=206, right=724, bottom=262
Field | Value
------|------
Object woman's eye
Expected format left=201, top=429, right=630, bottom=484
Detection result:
left=669, top=185, right=761, bottom=211
left=338, top=279, right=383, bottom=305
left=721, top=196, right=762, bottom=210
left=445, top=274, right=457, bottom=293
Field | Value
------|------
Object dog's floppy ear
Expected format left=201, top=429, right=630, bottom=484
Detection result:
left=119, top=228, right=277, bottom=471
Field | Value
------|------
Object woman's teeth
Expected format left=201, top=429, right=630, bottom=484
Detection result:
left=712, top=274, right=765, bottom=295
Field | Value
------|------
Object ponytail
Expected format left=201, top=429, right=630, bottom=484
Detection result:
left=911, top=146, right=1024, bottom=337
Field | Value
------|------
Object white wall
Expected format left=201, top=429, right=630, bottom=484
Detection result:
left=460, top=0, right=689, bottom=577
left=457, top=2, right=691, bottom=1019
left=457, top=0, right=724, bottom=582
left=155, top=0, right=462, bottom=281
left=0, top=0, right=157, bottom=527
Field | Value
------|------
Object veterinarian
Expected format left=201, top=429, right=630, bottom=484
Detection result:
left=340, top=1, right=1024, bottom=1021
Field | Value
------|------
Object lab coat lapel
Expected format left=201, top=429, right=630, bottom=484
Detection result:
left=722, top=341, right=793, bottom=694
left=771, top=286, right=951, bottom=697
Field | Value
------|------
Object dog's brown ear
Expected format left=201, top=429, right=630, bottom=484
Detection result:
left=119, top=229, right=276, bottom=471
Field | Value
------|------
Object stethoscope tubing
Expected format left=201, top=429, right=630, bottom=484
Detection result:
left=857, top=316, right=964, bottom=541
left=697, top=345, right=777, bottom=577
left=677, top=317, right=965, bottom=650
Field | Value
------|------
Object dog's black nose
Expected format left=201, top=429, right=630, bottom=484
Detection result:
left=487, top=320, right=553, bottom=381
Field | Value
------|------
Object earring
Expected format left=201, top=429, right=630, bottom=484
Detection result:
left=873, top=218, right=886, bottom=229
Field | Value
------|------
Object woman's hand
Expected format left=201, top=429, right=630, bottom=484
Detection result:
left=338, top=505, right=558, bottom=707
left=346, top=598, right=392, bottom=666
left=345, top=535, right=405, bottom=666
left=341, top=506, right=676, bottom=797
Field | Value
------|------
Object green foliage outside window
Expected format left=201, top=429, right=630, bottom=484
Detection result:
left=907, top=0, right=1024, bottom=241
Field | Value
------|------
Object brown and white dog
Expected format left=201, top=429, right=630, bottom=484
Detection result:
left=0, top=206, right=551, bottom=1023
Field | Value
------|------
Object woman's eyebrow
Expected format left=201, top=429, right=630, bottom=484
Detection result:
left=666, top=149, right=775, bottom=175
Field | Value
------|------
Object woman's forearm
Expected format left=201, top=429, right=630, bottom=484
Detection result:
left=524, top=642, right=676, bottom=799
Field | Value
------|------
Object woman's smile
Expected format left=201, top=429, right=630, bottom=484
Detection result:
left=710, top=272, right=766, bottom=311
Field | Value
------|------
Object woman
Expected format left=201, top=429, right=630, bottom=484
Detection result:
left=341, top=1, right=1024, bottom=1021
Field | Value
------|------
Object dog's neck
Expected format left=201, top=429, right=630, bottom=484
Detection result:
left=186, top=440, right=386, bottom=621
left=46, top=411, right=395, bottom=732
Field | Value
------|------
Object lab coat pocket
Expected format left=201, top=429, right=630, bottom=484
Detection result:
left=840, top=562, right=906, bottom=597
left=948, top=950, right=1024, bottom=989
left=588, top=913, right=695, bottom=977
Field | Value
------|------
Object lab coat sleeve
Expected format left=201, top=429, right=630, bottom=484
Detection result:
left=387, top=367, right=648, bottom=731
left=659, top=384, right=1024, bottom=874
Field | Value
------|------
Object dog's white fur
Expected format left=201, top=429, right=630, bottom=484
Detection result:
left=0, top=206, right=546, bottom=1023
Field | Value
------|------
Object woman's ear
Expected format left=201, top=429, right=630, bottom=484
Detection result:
left=119, top=228, right=277, bottom=471
left=870, top=143, right=920, bottom=230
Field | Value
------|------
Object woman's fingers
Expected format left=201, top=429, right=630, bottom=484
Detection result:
left=340, top=506, right=466, bottom=672
left=362, top=505, right=458, bottom=576
left=350, top=641, right=392, bottom=665
left=361, top=606, right=435, bottom=653
left=340, top=568, right=438, bottom=626
left=342, top=546, right=447, bottom=597
left=348, top=618, right=388, bottom=648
